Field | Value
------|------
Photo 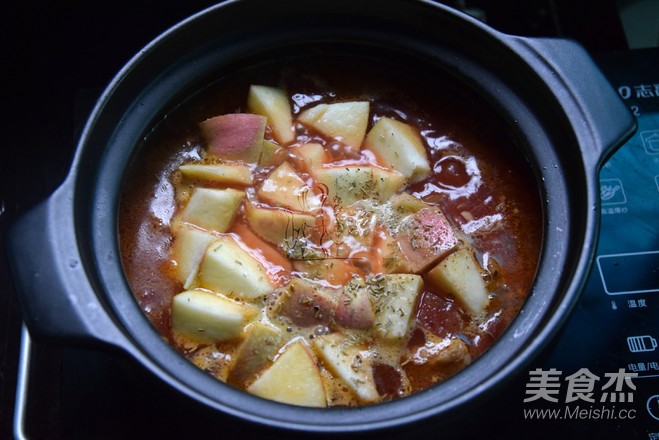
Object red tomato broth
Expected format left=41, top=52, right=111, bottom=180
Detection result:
left=118, top=55, right=542, bottom=405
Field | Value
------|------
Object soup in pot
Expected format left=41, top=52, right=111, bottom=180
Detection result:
left=119, top=56, right=542, bottom=407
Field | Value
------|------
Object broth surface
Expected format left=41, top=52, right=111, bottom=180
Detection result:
left=119, top=55, right=542, bottom=406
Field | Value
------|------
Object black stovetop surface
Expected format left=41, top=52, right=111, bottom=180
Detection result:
left=2, top=1, right=657, bottom=439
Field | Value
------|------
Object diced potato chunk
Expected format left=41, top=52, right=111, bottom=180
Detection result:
left=369, top=274, right=423, bottom=340
left=198, top=235, right=275, bottom=299
left=171, top=290, right=258, bottom=343
left=335, top=277, right=375, bottom=330
left=259, top=139, right=284, bottom=166
left=327, top=201, right=378, bottom=258
left=272, top=278, right=340, bottom=327
left=312, top=333, right=378, bottom=403
left=313, top=165, right=405, bottom=207
left=394, top=207, right=460, bottom=273
left=199, top=113, right=266, bottom=163
left=247, top=85, right=295, bottom=145
left=427, top=247, right=490, bottom=315
left=365, top=117, right=431, bottom=183
left=289, top=142, right=327, bottom=173
left=227, top=323, right=284, bottom=387
left=247, top=340, right=327, bottom=407
left=298, top=101, right=370, bottom=148
left=171, top=224, right=215, bottom=289
left=180, top=187, right=244, bottom=233
left=390, top=192, right=429, bottom=215
left=293, top=258, right=361, bottom=287
left=258, top=162, right=322, bottom=212
left=178, top=163, right=253, bottom=186
left=244, top=203, right=317, bottom=247
left=232, top=222, right=293, bottom=275
left=376, top=169, right=403, bottom=199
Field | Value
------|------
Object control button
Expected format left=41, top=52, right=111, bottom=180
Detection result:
left=641, top=129, right=659, bottom=155
left=597, top=250, right=659, bottom=295
left=600, top=178, right=627, bottom=205
left=647, top=395, right=659, bottom=421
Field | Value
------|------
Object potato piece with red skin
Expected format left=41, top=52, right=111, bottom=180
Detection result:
left=227, top=322, right=284, bottom=388
left=273, top=277, right=340, bottom=327
left=334, top=277, right=375, bottom=330
left=199, top=113, right=266, bottom=163
left=384, top=207, right=460, bottom=274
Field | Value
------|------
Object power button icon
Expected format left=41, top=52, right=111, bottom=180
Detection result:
left=647, top=395, right=659, bottom=421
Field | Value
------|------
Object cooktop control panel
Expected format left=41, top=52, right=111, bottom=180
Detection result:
left=514, top=49, right=659, bottom=439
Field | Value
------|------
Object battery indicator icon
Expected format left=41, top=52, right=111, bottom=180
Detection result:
left=627, top=335, right=658, bottom=353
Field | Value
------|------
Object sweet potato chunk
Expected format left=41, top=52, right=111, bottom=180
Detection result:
left=227, top=322, right=284, bottom=387
left=273, top=277, right=340, bottom=327
left=391, top=207, right=460, bottom=273
left=200, top=113, right=266, bottom=163
left=334, top=277, right=375, bottom=330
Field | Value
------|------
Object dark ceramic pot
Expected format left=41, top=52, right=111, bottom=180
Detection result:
left=7, top=0, right=635, bottom=433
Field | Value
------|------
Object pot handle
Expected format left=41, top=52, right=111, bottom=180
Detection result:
left=511, top=36, right=636, bottom=167
left=6, top=180, right=128, bottom=351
